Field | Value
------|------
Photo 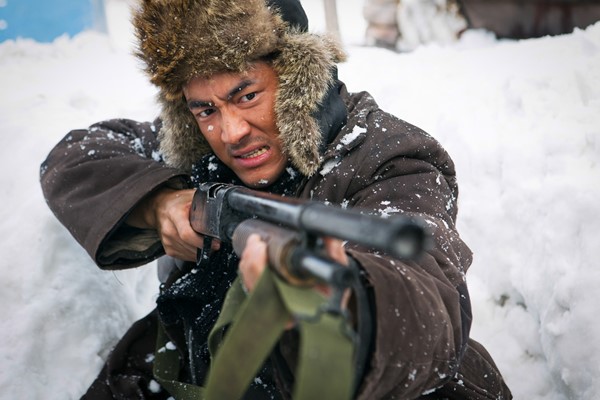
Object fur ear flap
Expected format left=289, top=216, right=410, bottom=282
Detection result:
left=273, top=33, right=347, bottom=176
left=157, top=94, right=209, bottom=170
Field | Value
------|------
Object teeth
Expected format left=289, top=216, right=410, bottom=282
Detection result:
left=240, top=146, right=268, bottom=159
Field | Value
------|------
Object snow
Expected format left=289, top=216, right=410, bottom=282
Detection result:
left=340, top=125, right=365, bottom=146
left=0, top=0, right=599, bottom=398
left=319, top=158, right=341, bottom=176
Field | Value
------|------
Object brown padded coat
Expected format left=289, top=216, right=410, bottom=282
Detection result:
left=40, top=87, right=511, bottom=399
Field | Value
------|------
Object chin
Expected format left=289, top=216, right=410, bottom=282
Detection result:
left=243, top=172, right=282, bottom=189
left=247, top=180, right=271, bottom=189
left=240, top=165, right=287, bottom=189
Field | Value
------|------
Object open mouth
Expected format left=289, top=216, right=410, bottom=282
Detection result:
left=239, top=146, right=268, bottom=159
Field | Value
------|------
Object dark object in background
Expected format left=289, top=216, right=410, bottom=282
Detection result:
left=459, top=0, right=600, bottom=39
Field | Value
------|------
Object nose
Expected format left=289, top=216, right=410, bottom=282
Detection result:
left=220, top=108, right=251, bottom=144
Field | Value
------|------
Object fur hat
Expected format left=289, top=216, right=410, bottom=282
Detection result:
left=132, top=0, right=346, bottom=176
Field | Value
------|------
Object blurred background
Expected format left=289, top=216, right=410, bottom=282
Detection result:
left=0, top=0, right=107, bottom=43
left=2, top=0, right=599, bottom=47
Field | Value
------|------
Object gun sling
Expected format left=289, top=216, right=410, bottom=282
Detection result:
left=153, top=267, right=356, bottom=399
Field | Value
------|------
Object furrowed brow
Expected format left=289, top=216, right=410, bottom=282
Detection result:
left=188, top=100, right=213, bottom=110
left=186, top=79, right=256, bottom=109
left=227, top=80, right=254, bottom=101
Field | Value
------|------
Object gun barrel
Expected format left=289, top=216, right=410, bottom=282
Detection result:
left=300, top=203, right=427, bottom=260
left=226, top=186, right=427, bottom=259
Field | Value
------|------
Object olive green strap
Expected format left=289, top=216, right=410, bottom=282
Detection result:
left=204, top=273, right=290, bottom=399
left=273, top=277, right=355, bottom=400
left=154, top=269, right=355, bottom=400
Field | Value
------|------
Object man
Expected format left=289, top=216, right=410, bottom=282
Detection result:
left=40, top=0, right=511, bottom=398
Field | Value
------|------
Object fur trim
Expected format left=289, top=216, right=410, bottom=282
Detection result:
left=156, top=91, right=211, bottom=171
left=133, top=0, right=346, bottom=175
left=273, top=32, right=346, bottom=175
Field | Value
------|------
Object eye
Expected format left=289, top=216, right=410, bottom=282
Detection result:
left=197, top=108, right=216, bottom=118
left=240, top=92, right=257, bottom=103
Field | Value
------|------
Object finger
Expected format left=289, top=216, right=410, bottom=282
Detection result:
left=161, top=236, right=197, bottom=261
left=238, top=234, right=268, bottom=292
left=158, top=219, right=197, bottom=261
left=323, top=237, right=349, bottom=266
left=178, top=223, right=205, bottom=250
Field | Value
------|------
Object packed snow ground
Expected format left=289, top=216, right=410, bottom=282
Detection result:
left=0, top=0, right=599, bottom=398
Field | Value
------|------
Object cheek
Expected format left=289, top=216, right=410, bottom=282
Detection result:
left=200, top=130, right=224, bottom=153
left=198, top=120, right=221, bottom=141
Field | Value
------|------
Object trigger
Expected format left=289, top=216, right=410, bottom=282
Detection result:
left=196, top=236, right=214, bottom=268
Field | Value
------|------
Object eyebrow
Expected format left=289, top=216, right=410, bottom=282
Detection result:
left=187, top=79, right=255, bottom=110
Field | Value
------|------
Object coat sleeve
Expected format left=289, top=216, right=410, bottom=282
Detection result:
left=40, top=118, right=190, bottom=269
left=305, top=109, right=473, bottom=399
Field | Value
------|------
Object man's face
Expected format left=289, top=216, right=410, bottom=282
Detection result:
left=183, top=62, right=287, bottom=188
